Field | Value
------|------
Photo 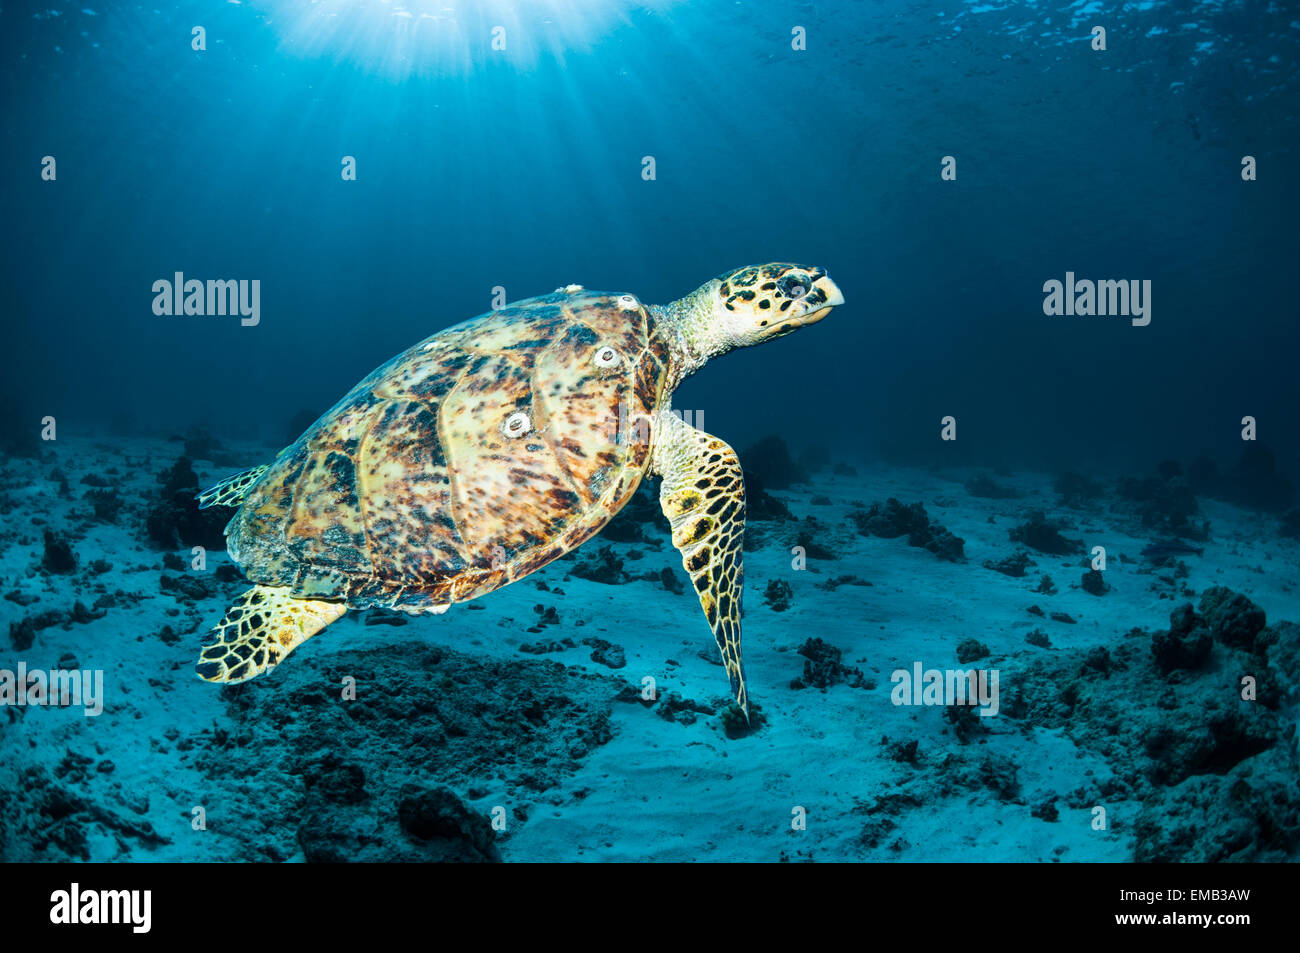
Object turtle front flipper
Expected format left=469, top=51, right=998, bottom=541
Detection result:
left=195, top=585, right=346, bottom=683
left=652, top=411, right=749, bottom=720
left=196, top=464, right=270, bottom=509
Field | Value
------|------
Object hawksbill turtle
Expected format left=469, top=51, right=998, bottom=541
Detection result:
left=194, top=263, right=844, bottom=718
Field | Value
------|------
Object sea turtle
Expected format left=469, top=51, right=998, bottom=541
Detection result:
left=194, top=263, right=844, bottom=717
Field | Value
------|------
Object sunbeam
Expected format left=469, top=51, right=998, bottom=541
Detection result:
left=249, top=0, right=678, bottom=79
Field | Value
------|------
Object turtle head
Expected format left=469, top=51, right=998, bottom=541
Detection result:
left=709, top=263, right=844, bottom=347
left=659, top=263, right=843, bottom=385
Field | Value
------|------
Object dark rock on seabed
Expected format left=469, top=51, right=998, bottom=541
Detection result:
left=395, top=785, right=501, bottom=862
left=175, top=642, right=621, bottom=862
left=567, top=545, right=623, bottom=584
left=764, top=579, right=793, bottom=612
left=144, top=456, right=228, bottom=551
left=791, top=637, right=869, bottom=691
left=1053, top=471, right=1106, bottom=507
left=742, top=470, right=795, bottom=522
left=741, top=434, right=809, bottom=489
left=849, top=498, right=965, bottom=562
left=984, top=550, right=1032, bottom=577
left=40, top=530, right=77, bottom=574
left=1001, top=587, right=1300, bottom=861
left=1081, top=569, right=1108, bottom=596
left=1008, top=511, right=1083, bottom=556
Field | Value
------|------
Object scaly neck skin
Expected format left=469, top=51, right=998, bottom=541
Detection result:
left=651, top=280, right=729, bottom=393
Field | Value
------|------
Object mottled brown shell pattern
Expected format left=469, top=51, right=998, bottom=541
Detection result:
left=227, top=290, right=672, bottom=611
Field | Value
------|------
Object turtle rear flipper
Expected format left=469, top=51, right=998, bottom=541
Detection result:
left=196, top=464, right=269, bottom=509
left=195, top=585, right=346, bottom=683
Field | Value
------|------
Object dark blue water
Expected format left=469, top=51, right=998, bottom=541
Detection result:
left=3, top=1, right=1299, bottom=867
left=6, top=0, right=1298, bottom=474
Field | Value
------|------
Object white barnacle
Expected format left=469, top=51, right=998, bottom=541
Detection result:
left=617, top=294, right=639, bottom=311
left=593, top=345, right=621, bottom=368
left=502, top=411, right=531, bottom=438
left=555, top=283, right=584, bottom=293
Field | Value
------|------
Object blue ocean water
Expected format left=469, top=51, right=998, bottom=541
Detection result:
left=2, top=1, right=1298, bottom=864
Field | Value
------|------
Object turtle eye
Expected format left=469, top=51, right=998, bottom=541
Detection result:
left=779, top=275, right=810, bottom=299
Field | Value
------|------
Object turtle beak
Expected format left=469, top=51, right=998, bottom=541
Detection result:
left=794, top=273, right=844, bottom=325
